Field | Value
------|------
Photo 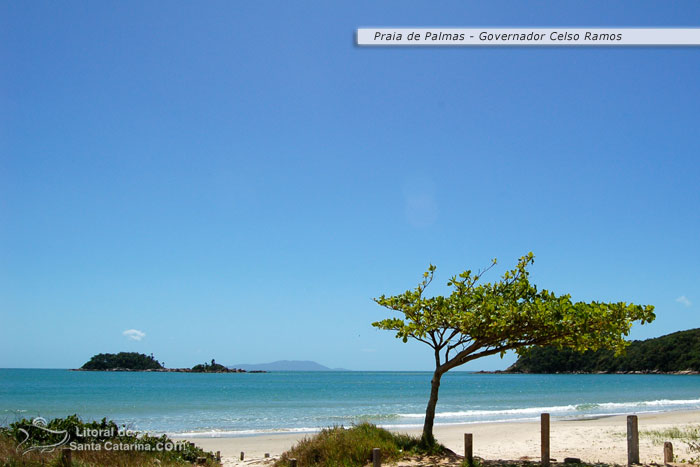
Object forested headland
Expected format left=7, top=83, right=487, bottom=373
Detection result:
left=507, top=328, right=700, bottom=374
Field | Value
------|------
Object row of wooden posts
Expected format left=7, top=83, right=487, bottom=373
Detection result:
left=57, top=414, right=675, bottom=466
left=471, top=414, right=672, bottom=467
left=539, top=413, right=673, bottom=467
left=371, top=413, right=672, bottom=467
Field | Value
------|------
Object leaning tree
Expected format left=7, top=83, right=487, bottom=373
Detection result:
left=373, top=252, right=654, bottom=446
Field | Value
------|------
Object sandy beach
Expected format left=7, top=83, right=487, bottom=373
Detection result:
left=181, top=410, right=700, bottom=466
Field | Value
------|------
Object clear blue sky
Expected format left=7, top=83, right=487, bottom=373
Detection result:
left=1, top=1, right=699, bottom=370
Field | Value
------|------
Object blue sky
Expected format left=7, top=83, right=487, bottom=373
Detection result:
left=1, top=1, right=699, bottom=370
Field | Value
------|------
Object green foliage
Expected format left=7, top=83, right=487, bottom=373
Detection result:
left=274, top=423, right=443, bottom=467
left=373, top=253, right=655, bottom=445
left=2, top=414, right=214, bottom=465
left=373, top=253, right=655, bottom=366
left=191, top=359, right=229, bottom=373
left=509, top=328, right=700, bottom=373
left=80, top=352, right=163, bottom=370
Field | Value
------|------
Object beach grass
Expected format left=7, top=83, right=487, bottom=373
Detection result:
left=274, top=422, right=445, bottom=467
left=640, top=424, right=700, bottom=444
left=639, top=424, right=700, bottom=463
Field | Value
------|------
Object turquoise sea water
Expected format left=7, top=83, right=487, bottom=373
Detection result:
left=1, top=370, right=699, bottom=437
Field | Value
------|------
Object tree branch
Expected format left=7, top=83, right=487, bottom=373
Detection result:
left=438, top=340, right=483, bottom=373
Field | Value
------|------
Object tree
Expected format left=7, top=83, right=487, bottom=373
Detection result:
left=372, top=253, right=655, bottom=446
left=80, top=352, right=163, bottom=370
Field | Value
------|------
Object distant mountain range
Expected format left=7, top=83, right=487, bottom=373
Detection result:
left=228, top=360, right=349, bottom=372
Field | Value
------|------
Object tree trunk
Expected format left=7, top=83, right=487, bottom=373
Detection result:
left=421, top=369, right=443, bottom=446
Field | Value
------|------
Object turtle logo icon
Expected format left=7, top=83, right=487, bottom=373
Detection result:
left=16, top=417, right=70, bottom=455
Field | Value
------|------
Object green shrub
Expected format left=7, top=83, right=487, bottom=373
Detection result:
left=275, top=423, right=444, bottom=467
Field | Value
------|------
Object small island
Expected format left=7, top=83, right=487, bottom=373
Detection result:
left=74, top=352, right=264, bottom=373
left=80, top=352, right=164, bottom=370
left=191, top=359, right=234, bottom=373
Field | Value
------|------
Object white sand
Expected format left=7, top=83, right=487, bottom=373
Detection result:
left=179, top=410, right=700, bottom=466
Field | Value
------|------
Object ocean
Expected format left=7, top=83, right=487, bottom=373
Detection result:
left=1, top=369, right=699, bottom=437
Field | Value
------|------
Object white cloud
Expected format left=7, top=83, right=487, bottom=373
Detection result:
left=123, top=329, right=146, bottom=341
left=676, top=296, right=692, bottom=307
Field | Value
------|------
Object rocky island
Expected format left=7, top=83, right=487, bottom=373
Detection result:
left=73, top=352, right=265, bottom=373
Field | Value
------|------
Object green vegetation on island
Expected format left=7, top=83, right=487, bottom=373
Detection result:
left=78, top=353, right=259, bottom=373
left=190, top=359, right=230, bottom=373
left=80, top=352, right=164, bottom=371
left=507, top=328, right=700, bottom=374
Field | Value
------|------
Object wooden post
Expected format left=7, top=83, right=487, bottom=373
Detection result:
left=290, top=459, right=298, bottom=467
left=240, top=451, right=245, bottom=460
left=61, top=448, right=72, bottom=466
left=464, top=433, right=473, bottom=466
left=541, top=413, right=550, bottom=467
left=216, top=450, right=221, bottom=461
left=373, top=447, right=381, bottom=467
left=627, top=415, right=639, bottom=466
left=264, top=452, right=270, bottom=458
left=664, top=442, right=673, bottom=464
